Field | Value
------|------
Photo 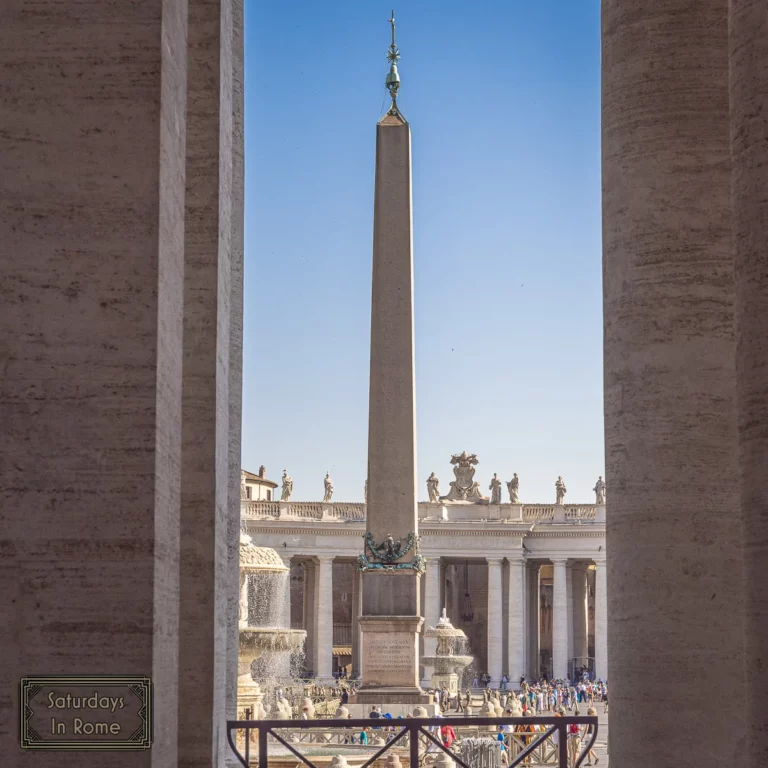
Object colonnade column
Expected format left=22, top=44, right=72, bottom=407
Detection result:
left=551, top=559, right=568, bottom=680
left=314, top=556, right=334, bottom=680
left=526, top=564, right=540, bottom=679
left=603, top=1, right=743, bottom=766
left=507, top=558, right=526, bottom=683
left=594, top=560, right=607, bottom=682
left=571, top=564, right=588, bottom=668
left=422, top=557, right=442, bottom=686
left=280, top=556, right=292, bottom=626
left=486, top=558, right=503, bottom=685
left=303, top=562, right=316, bottom=675
left=351, top=566, right=361, bottom=678
left=566, top=564, right=574, bottom=674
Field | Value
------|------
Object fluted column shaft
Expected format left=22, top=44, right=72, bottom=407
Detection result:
left=487, top=559, right=503, bottom=685
left=551, top=559, right=568, bottom=680
left=315, top=556, right=334, bottom=680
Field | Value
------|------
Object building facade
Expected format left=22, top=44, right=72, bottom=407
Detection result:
left=243, top=462, right=607, bottom=686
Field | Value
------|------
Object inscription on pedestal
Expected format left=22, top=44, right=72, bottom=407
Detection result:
left=362, top=631, right=418, bottom=687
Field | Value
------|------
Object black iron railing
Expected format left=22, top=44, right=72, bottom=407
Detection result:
left=226, top=715, right=598, bottom=768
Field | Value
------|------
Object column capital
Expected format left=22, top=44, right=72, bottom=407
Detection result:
left=551, top=557, right=568, bottom=567
left=316, top=554, right=335, bottom=565
left=486, top=557, right=504, bottom=566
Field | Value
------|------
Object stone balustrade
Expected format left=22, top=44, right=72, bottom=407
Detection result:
left=242, top=500, right=602, bottom=524
left=241, top=500, right=364, bottom=522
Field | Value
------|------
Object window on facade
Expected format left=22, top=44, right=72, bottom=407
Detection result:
left=246, top=486, right=251, bottom=500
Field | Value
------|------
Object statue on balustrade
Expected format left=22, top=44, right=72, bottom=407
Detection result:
left=364, top=478, right=368, bottom=503
left=241, top=470, right=248, bottom=501
left=323, top=472, right=334, bottom=503
left=507, top=473, right=520, bottom=503
left=281, top=470, right=293, bottom=501
left=593, top=475, right=606, bottom=504
left=489, top=473, right=502, bottom=504
left=440, top=451, right=488, bottom=503
left=426, top=472, right=440, bottom=502
left=555, top=476, right=567, bottom=505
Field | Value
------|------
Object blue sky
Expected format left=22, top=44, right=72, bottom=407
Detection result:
left=242, top=1, right=603, bottom=503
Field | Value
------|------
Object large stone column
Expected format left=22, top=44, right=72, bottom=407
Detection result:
left=486, top=558, right=504, bottom=685
left=566, top=564, right=574, bottom=670
left=507, top=558, right=526, bottom=682
left=551, top=559, right=568, bottom=680
left=730, top=4, right=768, bottom=766
left=303, top=561, right=316, bottom=674
left=315, top=556, right=334, bottom=680
left=0, top=0, right=242, bottom=764
left=526, top=564, right=540, bottom=679
left=351, top=566, right=362, bottom=678
left=603, top=1, right=742, bottom=763
left=571, top=564, right=588, bottom=667
left=594, top=560, right=607, bottom=682
left=422, top=557, right=442, bottom=686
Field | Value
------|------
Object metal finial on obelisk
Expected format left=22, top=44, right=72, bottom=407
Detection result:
left=385, top=10, right=401, bottom=115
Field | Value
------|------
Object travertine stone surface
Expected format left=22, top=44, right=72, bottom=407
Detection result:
left=603, top=0, right=743, bottom=764
left=571, top=564, right=588, bottom=664
left=486, top=559, right=503, bottom=684
left=0, top=0, right=188, bottom=764
left=315, top=556, right=334, bottom=679
left=506, top=560, right=525, bottom=682
left=178, top=0, right=237, bottom=763
left=551, top=560, right=568, bottom=680
left=594, top=561, right=607, bottom=682
left=730, top=3, right=768, bottom=765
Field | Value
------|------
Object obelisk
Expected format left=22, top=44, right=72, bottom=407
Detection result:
left=356, top=11, right=427, bottom=703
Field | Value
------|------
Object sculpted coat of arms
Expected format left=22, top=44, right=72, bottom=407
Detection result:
left=440, top=451, right=489, bottom=504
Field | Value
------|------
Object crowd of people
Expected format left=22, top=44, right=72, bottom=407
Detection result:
left=279, top=669, right=606, bottom=766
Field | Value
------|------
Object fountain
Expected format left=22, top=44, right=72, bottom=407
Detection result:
left=421, top=608, right=474, bottom=695
left=238, top=533, right=306, bottom=719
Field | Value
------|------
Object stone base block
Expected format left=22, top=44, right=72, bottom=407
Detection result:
left=359, top=615, right=424, bottom=693
left=431, top=673, right=460, bottom=695
left=351, top=689, right=433, bottom=706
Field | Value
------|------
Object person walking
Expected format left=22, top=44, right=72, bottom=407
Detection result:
left=567, top=708, right=583, bottom=768
left=585, top=707, right=599, bottom=765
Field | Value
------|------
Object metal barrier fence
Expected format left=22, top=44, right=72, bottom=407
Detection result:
left=226, top=715, right=598, bottom=768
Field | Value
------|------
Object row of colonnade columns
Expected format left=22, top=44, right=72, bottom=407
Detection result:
left=293, top=554, right=607, bottom=685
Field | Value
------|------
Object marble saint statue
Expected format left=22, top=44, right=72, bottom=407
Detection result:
left=323, top=472, right=334, bottom=503
left=507, top=473, right=520, bottom=503
left=427, top=472, right=440, bottom=503
left=364, top=478, right=368, bottom=503
left=280, top=469, right=293, bottom=501
left=240, top=470, right=247, bottom=501
left=593, top=475, right=606, bottom=504
left=489, top=473, right=502, bottom=504
left=555, top=476, right=567, bottom=505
